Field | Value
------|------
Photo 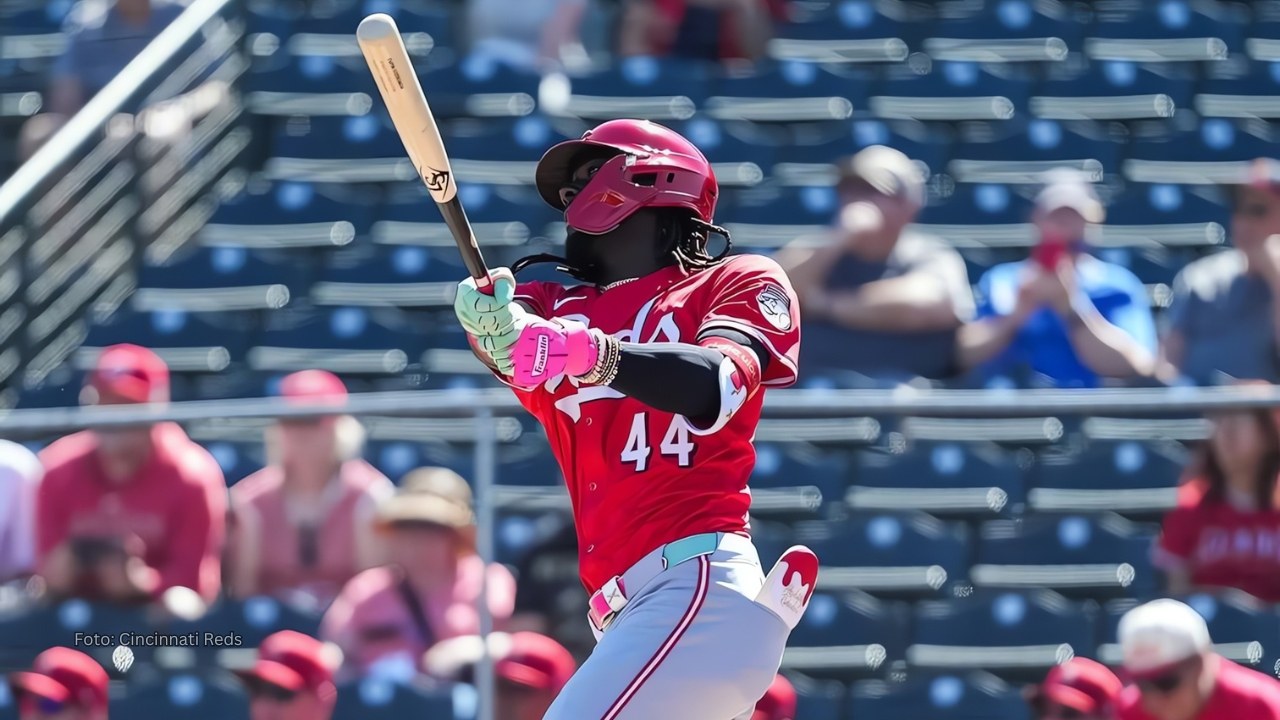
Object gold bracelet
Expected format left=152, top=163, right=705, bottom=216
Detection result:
left=580, top=331, right=620, bottom=385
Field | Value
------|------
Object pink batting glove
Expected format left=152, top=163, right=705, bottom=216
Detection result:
left=511, top=318, right=600, bottom=386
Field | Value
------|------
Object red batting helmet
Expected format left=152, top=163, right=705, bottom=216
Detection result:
left=534, top=119, right=718, bottom=235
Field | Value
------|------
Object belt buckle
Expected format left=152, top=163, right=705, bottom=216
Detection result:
left=588, top=576, right=628, bottom=632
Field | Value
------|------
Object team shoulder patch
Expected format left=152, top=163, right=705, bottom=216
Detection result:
left=756, top=284, right=793, bottom=331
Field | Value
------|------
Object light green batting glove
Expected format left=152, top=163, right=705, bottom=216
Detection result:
left=454, top=268, right=522, bottom=376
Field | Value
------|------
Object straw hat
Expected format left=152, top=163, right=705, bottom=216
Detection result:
left=377, top=467, right=475, bottom=530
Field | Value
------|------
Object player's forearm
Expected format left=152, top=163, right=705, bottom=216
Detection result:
left=817, top=275, right=960, bottom=332
left=1065, top=305, right=1155, bottom=379
left=955, top=313, right=1025, bottom=369
left=609, top=342, right=725, bottom=423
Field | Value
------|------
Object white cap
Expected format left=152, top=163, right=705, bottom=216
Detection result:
left=1118, top=599, right=1212, bottom=677
left=1035, top=168, right=1104, bottom=224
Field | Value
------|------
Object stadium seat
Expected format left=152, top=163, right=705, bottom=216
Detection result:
left=778, top=118, right=950, bottom=188
left=868, top=61, right=1031, bottom=122
left=849, top=441, right=1025, bottom=519
left=134, top=246, right=309, bottom=313
left=248, top=307, right=426, bottom=375
left=850, top=672, right=1032, bottom=720
left=205, top=440, right=266, bottom=485
left=947, top=118, right=1121, bottom=183
left=265, top=115, right=408, bottom=183
left=768, top=0, right=915, bottom=63
left=0, top=601, right=150, bottom=668
left=109, top=674, right=248, bottom=720
left=199, top=181, right=371, bottom=249
left=1099, top=592, right=1280, bottom=674
left=332, top=678, right=459, bottom=719
left=748, top=441, right=847, bottom=517
left=788, top=514, right=971, bottom=597
left=417, top=325, right=504, bottom=389
left=1029, top=439, right=1184, bottom=517
left=925, top=0, right=1082, bottom=63
left=286, top=0, right=450, bottom=58
left=913, top=182, right=1035, bottom=252
left=1124, top=118, right=1276, bottom=184
left=438, top=115, right=577, bottom=186
left=555, top=57, right=711, bottom=121
left=1100, top=183, right=1230, bottom=250
left=1085, top=0, right=1242, bottom=62
left=418, top=55, right=540, bottom=119
left=374, top=182, right=556, bottom=249
left=782, top=590, right=909, bottom=679
left=908, top=590, right=1097, bottom=676
left=705, top=61, right=867, bottom=123
left=719, top=186, right=834, bottom=251
left=675, top=117, right=772, bottom=188
left=79, top=309, right=251, bottom=376
left=0, top=5, right=70, bottom=67
left=971, top=513, right=1159, bottom=598
left=1195, top=59, right=1280, bottom=119
left=244, top=55, right=374, bottom=117
left=1032, top=61, right=1191, bottom=120
left=174, top=598, right=324, bottom=658
left=311, top=246, right=468, bottom=308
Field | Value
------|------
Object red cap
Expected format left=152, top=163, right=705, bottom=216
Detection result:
left=495, top=633, right=576, bottom=694
left=278, top=370, right=348, bottom=408
left=236, top=631, right=335, bottom=695
left=752, top=674, right=797, bottom=720
left=85, top=344, right=169, bottom=405
left=1031, top=658, right=1123, bottom=714
left=10, top=647, right=109, bottom=711
left=1246, top=157, right=1280, bottom=194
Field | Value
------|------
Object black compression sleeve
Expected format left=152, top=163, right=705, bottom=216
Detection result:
left=608, top=329, right=770, bottom=423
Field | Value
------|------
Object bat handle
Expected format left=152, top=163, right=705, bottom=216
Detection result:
left=474, top=272, right=495, bottom=296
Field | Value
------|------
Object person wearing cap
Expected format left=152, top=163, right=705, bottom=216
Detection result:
left=957, top=169, right=1157, bottom=387
left=235, top=630, right=339, bottom=720
left=777, top=145, right=976, bottom=381
left=1027, top=657, right=1122, bottom=720
left=426, top=631, right=577, bottom=720
left=1116, top=598, right=1280, bottom=720
left=35, top=344, right=226, bottom=604
left=0, top=440, right=42, bottom=584
left=227, top=370, right=394, bottom=608
left=1162, top=157, right=1280, bottom=385
left=319, top=467, right=516, bottom=681
left=10, top=647, right=109, bottom=720
left=752, top=674, right=797, bottom=720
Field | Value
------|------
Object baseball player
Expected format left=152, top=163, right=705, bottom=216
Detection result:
left=454, top=118, right=817, bottom=719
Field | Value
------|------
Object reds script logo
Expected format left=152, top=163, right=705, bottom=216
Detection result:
left=756, top=284, right=792, bottom=331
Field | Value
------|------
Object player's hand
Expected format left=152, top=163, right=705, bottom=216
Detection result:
left=454, top=268, right=518, bottom=337
left=511, top=318, right=601, bottom=386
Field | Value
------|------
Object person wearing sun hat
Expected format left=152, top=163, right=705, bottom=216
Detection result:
left=320, top=467, right=516, bottom=681
left=1115, top=598, right=1280, bottom=720
left=10, top=647, right=109, bottom=720
left=235, top=630, right=340, bottom=720
left=1026, top=657, right=1122, bottom=720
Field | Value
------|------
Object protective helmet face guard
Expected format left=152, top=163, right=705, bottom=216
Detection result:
left=563, top=153, right=720, bottom=235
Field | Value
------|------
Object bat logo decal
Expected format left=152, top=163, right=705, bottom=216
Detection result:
left=423, top=165, right=451, bottom=197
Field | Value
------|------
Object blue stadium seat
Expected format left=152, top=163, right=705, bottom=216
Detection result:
left=1085, top=0, right=1242, bottom=62
left=719, top=186, right=834, bottom=251
left=266, top=115, right=407, bottom=183
left=80, top=309, right=251, bottom=376
left=780, top=119, right=950, bottom=187
left=441, top=116, right=577, bottom=186
left=175, top=598, right=324, bottom=656
left=1032, top=61, right=1192, bottom=120
left=366, top=440, right=433, bottom=483
left=494, top=509, right=573, bottom=566
left=1029, top=440, right=1183, bottom=517
left=418, top=325, right=505, bottom=390
left=0, top=601, right=150, bottom=668
left=332, top=678, right=459, bottom=719
left=1123, top=119, right=1274, bottom=184
left=948, top=118, right=1121, bottom=183
left=135, top=246, right=309, bottom=312
left=850, top=442, right=1025, bottom=519
left=914, top=182, right=1035, bottom=253
left=782, top=590, right=909, bottom=679
left=868, top=62, right=1031, bottom=122
left=676, top=117, right=773, bottom=188
left=374, top=183, right=557, bottom=249
left=925, top=0, right=1083, bottom=63
left=420, top=55, right=540, bottom=119
left=769, top=0, right=915, bottom=63
left=971, top=513, right=1158, bottom=598
left=788, top=672, right=844, bottom=720
left=908, top=591, right=1097, bottom=675
left=206, top=441, right=266, bottom=485
left=249, top=307, right=425, bottom=375
left=1102, top=182, right=1230, bottom=250
left=201, top=181, right=370, bottom=250
left=311, top=246, right=467, bottom=308
left=287, top=0, right=451, bottom=58
left=1197, top=60, right=1280, bottom=119
left=851, top=672, right=1032, bottom=720
left=110, top=674, right=248, bottom=720
left=245, top=55, right=374, bottom=117
left=705, top=62, right=867, bottom=123
left=14, top=363, right=83, bottom=409
left=560, top=57, right=711, bottom=121
left=749, top=442, right=846, bottom=517
left=788, top=514, right=971, bottom=597
left=1099, top=592, right=1280, bottom=674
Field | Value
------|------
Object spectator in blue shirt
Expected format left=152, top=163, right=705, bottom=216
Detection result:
left=957, top=171, right=1157, bottom=387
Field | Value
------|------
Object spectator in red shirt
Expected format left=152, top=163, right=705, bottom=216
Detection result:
left=227, top=370, right=394, bottom=609
left=1026, top=657, right=1123, bottom=720
left=1153, top=404, right=1280, bottom=601
left=753, top=674, right=797, bottom=720
left=617, top=0, right=787, bottom=63
left=1116, top=598, right=1280, bottom=720
left=320, top=467, right=515, bottom=681
left=35, top=344, right=226, bottom=605
left=0, top=440, right=42, bottom=585
left=426, top=631, right=577, bottom=720
left=9, top=647, right=109, bottom=720
left=234, top=630, right=339, bottom=720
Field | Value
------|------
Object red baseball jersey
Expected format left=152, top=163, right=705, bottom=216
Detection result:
left=1117, top=655, right=1280, bottom=720
left=1153, top=479, right=1280, bottom=602
left=509, top=255, right=800, bottom=593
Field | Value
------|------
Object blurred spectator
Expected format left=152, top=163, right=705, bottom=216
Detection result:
left=227, top=370, right=394, bottom=609
left=426, top=631, right=576, bottom=720
left=958, top=170, right=1156, bottom=386
left=234, top=630, right=339, bottom=720
left=1162, top=158, right=1280, bottom=385
left=1026, top=657, right=1122, bottom=720
left=465, top=0, right=588, bottom=74
left=617, top=0, right=787, bottom=63
left=1153, top=403, right=1280, bottom=601
left=777, top=145, right=974, bottom=381
left=509, top=518, right=592, bottom=662
left=19, top=0, right=185, bottom=161
left=320, top=467, right=515, bottom=681
left=0, top=440, right=42, bottom=584
left=35, top=344, right=225, bottom=605
left=753, top=674, right=796, bottom=720
left=1115, top=598, right=1280, bottom=720
left=9, top=647, right=109, bottom=720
